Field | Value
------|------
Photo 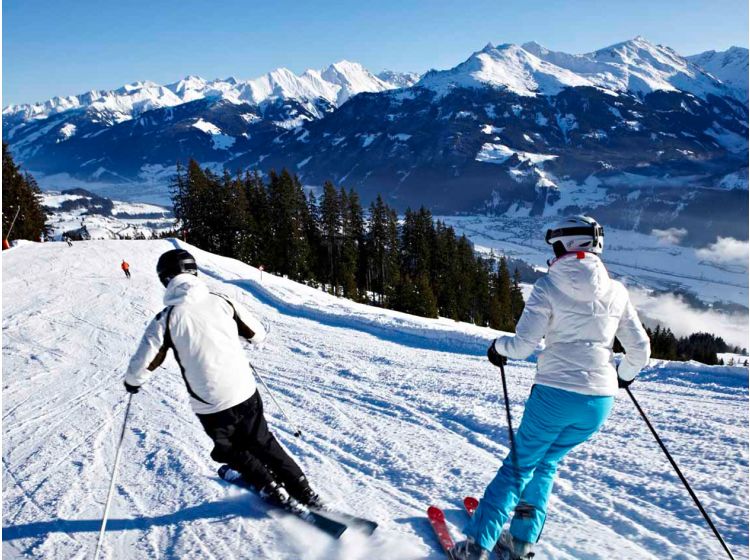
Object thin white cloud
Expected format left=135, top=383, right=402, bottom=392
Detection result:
left=651, top=227, right=687, bottom=245
left=696, top=237, right=749, bottom=265
left=629, top=288, right=749, bottom=350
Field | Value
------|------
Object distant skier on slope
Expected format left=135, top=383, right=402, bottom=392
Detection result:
left=123, top=248, right=322, bottom=510
left=453, top=216, right=651, bottom=560
left=121, top=260, right=131, bottom=279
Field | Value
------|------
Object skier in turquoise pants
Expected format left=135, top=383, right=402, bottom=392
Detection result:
left=453, top=216, right=651, bottom=560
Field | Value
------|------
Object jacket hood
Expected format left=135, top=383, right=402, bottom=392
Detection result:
left=547, top=252, right=611, bottom=302
left=163, top=273, right=209, bottom=306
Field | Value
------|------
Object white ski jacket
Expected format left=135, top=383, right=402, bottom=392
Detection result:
left=125, top=274, right=266, bottom=415
left=494, top=252, right=650, bottom=397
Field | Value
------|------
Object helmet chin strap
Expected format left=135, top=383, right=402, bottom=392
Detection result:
left=552, top=240, right=567, bottom=258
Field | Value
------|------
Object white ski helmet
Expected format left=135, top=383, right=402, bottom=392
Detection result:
left=545, top=215, right=604, bottom=258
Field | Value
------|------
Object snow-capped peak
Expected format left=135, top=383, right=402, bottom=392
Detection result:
left=687, top=46, right=749, bottom=102
left=377, top=70, right=422, bottom=89
left=419, top=37, right=734, bottom=100
left=117, top=80, right=160, bottom=93
left=320, top=60, right=392, bottom=104
left=554, top=36, right=730, bottom=98
left=417, top=42, right=596, bottom=97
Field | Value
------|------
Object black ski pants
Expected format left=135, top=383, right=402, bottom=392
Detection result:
left=197, top=390, right=305, bottom=492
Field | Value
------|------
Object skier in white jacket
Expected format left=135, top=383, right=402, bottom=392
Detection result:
left=454, top=216, right=651, bottom=560
left=124, top=248, right=321, bottom=509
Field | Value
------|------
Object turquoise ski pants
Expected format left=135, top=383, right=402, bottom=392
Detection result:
left=464, top=384, right=614, bottom=551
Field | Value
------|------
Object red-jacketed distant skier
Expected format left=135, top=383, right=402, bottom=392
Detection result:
left=123, top=248, right=322, bottom=510
left=453, top=216, right=651, bottom=560
left=121, top=260, right=131, bottom=279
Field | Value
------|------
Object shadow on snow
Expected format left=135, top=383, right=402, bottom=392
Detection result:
left=2, top=496, right=263, bottom=542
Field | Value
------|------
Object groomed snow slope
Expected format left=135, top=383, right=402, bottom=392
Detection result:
left=2, top=240, right=747, bottom=559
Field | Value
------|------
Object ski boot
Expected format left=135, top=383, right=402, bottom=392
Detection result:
left=496, top=530, right=535, bottom=559
left=259, top=481, right=307, bottom=514
left=288, top=475, right=324, bottom=509
left=452, top=537, right=492, bottom=560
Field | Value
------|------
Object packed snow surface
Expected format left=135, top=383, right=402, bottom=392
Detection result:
left=2, top=240, right=747, bottom=559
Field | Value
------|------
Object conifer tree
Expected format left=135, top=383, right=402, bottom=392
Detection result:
left=2, top=144, right=50, bottom=242
left=171, top=159, right=220, bottom=251
left=415, top=273, right=439, bottom=318
left=339, top=188, right=366, bottom=300
left=267, top=170, right=311, bottom=280
left=383, top=204, right=400, bottom=304
left=320, top=181, right=342, bottom=294
left=454, top=235, right=477, bottom=321
left=243, top=170, right=271, bottom=267
left=432, top=222, right=460, bottom=319
left=304, top=189, right=324, bottom=286
left=401, top=206, right=434, bottom=278
left=366, top=195, right=387, bottom=302
left=219, top=171, right=251, bottom=259
left=366, top=195, right=400, bottom=305
left=348, top=189, right=368, bottom=298
left=470, top=257, right=492, bottom=326
left=510, top=268, right=525, bottom=323
left=496, top=257, right=514, bottom=332
left=290, top=173, right=314, bottom=280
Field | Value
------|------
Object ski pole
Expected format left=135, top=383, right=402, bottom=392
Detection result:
left=626, top=387, right=735, bottom=560
left=94, top=394, right=134, bottom=560
left=497, top=360, right=533, bottom=518
left=4, top=206, right=21, bottom=243
left=249, top=362, right=302, bottom=438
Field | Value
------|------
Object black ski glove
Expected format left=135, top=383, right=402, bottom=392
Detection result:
left=617, top=376, right=634, bottom=389
left=124, top=381, right=141, bottom=394
left=487, top=342, right=507, bottom=367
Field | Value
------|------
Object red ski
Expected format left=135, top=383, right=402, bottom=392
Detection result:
left=463, top=496, right=479, bottom=517
left=427, top=505, right=456, bottom=559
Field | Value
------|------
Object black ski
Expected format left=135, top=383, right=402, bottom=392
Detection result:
left=217, top=466, right=347, bottom=539
left=312, top=505, right=378, bottom=535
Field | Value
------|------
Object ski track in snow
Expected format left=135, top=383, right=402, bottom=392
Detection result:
left=2, top=240, right=747, bottom=559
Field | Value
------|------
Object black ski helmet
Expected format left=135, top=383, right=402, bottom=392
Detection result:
left=156, top=249, right=198, bottom=287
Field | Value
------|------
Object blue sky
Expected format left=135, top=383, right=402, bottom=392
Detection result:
left=4, top=0, right=748, bottom=106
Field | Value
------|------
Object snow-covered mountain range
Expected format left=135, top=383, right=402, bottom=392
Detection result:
left=3, top=38, right=748, bottom=246
left=687, top=46, right=749, bottom=103
left=419, top=36, right=742, bottom=100
left=3, top=61, right=414, bottom=125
